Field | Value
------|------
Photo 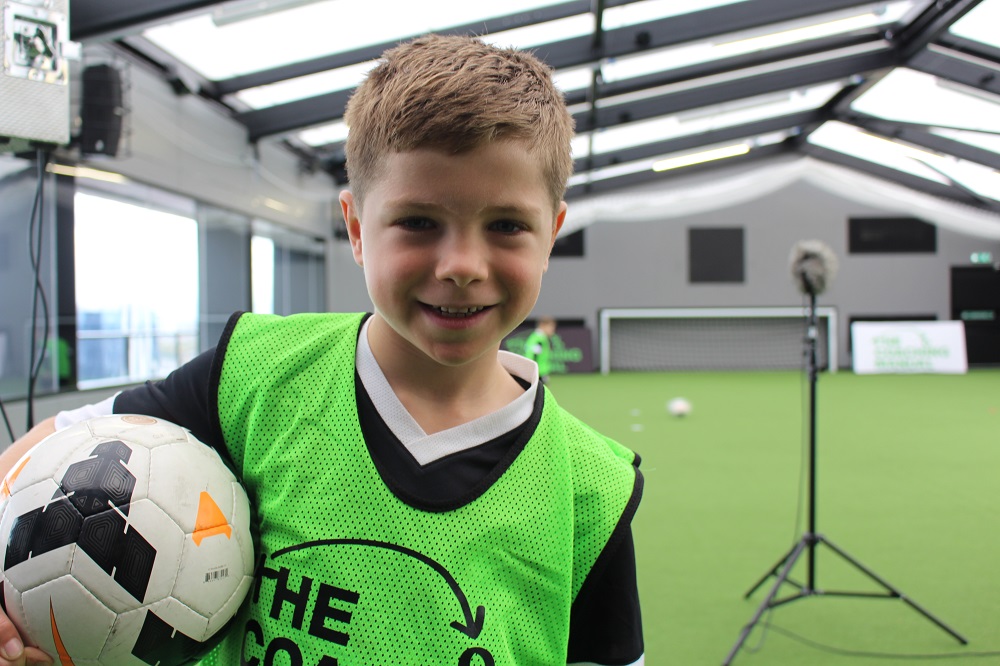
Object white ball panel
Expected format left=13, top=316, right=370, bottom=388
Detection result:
left=204, top=572, right=253, bottom=637
left=1, top=580, right=28, bottom=646
left=85, top=415, right=189, bottom=450
left=20, top=575, right=117, bottom=662
left=172, top=511, right=250, bottom=617
left=230, top=482, right=255, bottom=575
left=147, top=441, right=238, bottom=532
left=6, top=426, right=94, bottom=494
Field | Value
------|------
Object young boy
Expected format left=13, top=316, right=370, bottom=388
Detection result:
left=0, top=34, right=644, bottom=665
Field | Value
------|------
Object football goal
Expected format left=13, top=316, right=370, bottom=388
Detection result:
left=598, top=307, right=838, bottom=374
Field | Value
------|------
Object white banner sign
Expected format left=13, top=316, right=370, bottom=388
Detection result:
left=851, top=321, right=968, bottom=374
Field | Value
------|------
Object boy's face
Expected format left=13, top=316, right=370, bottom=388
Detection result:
left=341, top=141, right=566, bottom=370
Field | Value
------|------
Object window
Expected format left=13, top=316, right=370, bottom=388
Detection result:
left=252, top=221, right=326, bottom=316
left=74, top=191, right=199, bottom=387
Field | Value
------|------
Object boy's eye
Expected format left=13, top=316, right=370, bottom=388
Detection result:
left=490, top=219, right=526, bottom=234
left=396, top=216, right=435, bottom=230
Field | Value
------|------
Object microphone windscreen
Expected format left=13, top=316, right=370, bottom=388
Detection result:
left=789, top=240, right=838, bottom=295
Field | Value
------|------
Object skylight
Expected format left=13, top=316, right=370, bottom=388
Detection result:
left=948, top=0, right=1000, bottom=49
left=808, top=121, right=1000, bottom=202
left=851, top=68, right=1000, bottom=135
left=572, top=81, right=841, bottom=157
left=566, top=129, right=793, bottom=186
left=599, top=1, right=915, bottom=84
left=143, top=0, right=572, bottom=80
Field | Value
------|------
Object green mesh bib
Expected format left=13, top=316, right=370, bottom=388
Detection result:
left=200, top=312, right=637, bottom=665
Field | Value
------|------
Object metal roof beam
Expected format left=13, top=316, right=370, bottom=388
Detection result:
left=239, top=89, right=354, bottom=143
left=838, top=114, right=1000, bottom=170
left=234, top=2, right=896, bottom=139
left=70, top=0, right=222, bottom=41
left=802, top=143, right=1000, bottom=213
left=908, top=44, right=1000, bottom=98
left=242, top=38, right=891, bottom=141
left=212, top=0, right=621, bottom=96
left=573, top=42, right=895, bottom=132
left=214, top=0, right=870, bottom=96
left=565, top=142, right=793, bottom=199
left=575, top=109, right=822, bottom=172
left=533, top=0, right=877, bottom=71
left=890, top=0, right=984, bottom=61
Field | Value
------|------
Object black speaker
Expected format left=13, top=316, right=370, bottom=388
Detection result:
left=79, top=64, right=123, bottom=156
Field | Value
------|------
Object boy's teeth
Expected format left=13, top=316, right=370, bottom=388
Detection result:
left=437, top=306, right=484, bottom=316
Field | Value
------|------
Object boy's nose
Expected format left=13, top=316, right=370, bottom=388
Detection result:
left=435, top=235, right=488, bottom=287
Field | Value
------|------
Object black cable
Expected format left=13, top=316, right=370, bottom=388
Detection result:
left=0, top=395, right=14, bottom=444
left=26, top=149, right=51, bottom=431
left=765, top=621, right=1000, bottom=660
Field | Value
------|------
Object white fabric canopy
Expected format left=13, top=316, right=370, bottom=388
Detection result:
left=564, top=155, right=1000, bottom=240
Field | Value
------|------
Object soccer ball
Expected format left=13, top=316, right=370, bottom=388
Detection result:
left=0, top=414, right=255, bottom=665
left=667, top=397, right=692, bottom=417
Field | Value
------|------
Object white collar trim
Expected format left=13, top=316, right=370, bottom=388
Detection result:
left=356, top=318, right=538, bottom=466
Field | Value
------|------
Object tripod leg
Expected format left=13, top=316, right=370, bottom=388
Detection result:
left=744, top=541, right=801, bottom=598
left=723, top=538, right=809, bottom=665
left=818, top=536, right=968, bottom=645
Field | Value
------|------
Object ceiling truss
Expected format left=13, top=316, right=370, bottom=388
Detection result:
left=68, top=0, right=1000, bottom=212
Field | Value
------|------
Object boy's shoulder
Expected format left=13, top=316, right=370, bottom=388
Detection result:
left=543, top=393, right=640, bottom=472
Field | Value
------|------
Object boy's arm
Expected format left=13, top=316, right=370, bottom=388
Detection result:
left=0, top=417, right=56, bottom=479
left=567, top=528, right=644, bottom=666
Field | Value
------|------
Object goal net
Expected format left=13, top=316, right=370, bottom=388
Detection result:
left=599, top=307, right=838, bottom=373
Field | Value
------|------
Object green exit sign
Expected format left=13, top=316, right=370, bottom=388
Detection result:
left=970, top=252, right=993, bottom=264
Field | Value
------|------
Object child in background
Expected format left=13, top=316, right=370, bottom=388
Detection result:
left=525, top=316, right=558, bottom=384
left=0, top=34, right=644, bottom=666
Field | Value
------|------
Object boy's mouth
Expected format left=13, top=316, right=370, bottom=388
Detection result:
left=431, top=305, right=487, bottom=318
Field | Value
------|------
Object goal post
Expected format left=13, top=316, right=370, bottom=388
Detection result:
left=598, top=307, right=838, bottom=374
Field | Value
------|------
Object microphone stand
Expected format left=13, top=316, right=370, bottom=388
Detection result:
left=722, top=287, right=967, bottom=665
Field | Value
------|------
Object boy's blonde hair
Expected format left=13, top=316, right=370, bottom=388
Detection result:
left=343, top=34, right=575, bottom=209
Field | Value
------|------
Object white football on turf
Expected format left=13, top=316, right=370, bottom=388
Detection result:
left=667, top=397, right=692, bottom=417
left=0, top=414, right=255, bottom=665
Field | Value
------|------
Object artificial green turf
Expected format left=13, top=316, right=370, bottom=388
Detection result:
left=548, top=369, right=1000, bottom=665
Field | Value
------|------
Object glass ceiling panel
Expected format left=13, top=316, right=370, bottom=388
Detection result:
left=143, top=0, right=571, bottom=80
left=235, top=13, right=594, bottom=109
left=296, top=79, right=842, bottom=152
left=598, top=0, right=916, bottom=85
left=601, top=0, right=748, bottom=28
left=851, top=68, right=1000, bottom=135
left=931, top=128, right=1000, bottom=155
left=170, top=0, right=913, bottom=110
left=566, top=129, right=792, bottom=186
left=948, top=0, right=1000, bottom=49
left=572, top=81, right=842, bottom=157
left=808, top=121, right=1000, bottom=202
left=297, top=120, right=348, bottom=147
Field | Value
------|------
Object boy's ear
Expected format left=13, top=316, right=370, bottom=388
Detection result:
left=339, top=190, right=364, bottom=267
left=543, top=202, right=568, bottom=272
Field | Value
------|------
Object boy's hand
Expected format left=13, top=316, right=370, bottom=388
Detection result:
left=0, top=611, right=52, bottom=665
left=0, top=418, right=57, bottom=665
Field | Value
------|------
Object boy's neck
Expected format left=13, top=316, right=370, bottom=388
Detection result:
left=365, top=318, right=525, bottom=434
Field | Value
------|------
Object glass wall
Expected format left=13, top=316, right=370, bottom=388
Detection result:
left=252, top=220, right=327, bottom=316
left=0, top=155, right=328, bottom=418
